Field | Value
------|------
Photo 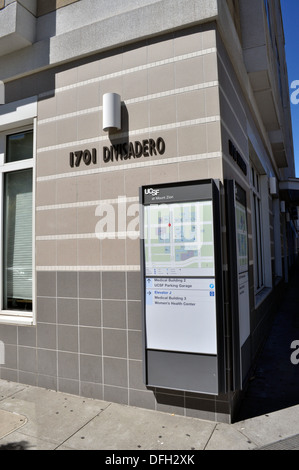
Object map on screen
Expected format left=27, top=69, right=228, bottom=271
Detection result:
left=144, top=201, right=215, bottom=277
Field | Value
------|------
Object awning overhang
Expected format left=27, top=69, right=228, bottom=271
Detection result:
left=279, top=179, right=299, bottom=204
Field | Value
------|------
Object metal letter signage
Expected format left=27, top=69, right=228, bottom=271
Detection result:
left=103, top=137, right=166, bottom=163
left=68, top=138, right=166, bottom=167
left=140, top=180, right=226, bottom=395
left=228, top=140, right=247, bottom=176
left=69, top=149, right=97, bottom=168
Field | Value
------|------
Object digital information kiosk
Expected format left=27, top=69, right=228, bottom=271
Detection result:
left=140, top=180, right=226, bottom=395
left=226, top=180, right=250, bottom=390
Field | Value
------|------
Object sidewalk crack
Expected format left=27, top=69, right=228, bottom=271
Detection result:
left=54, top=402, right=112, bottom=450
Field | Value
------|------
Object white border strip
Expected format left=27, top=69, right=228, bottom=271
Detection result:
left=37, top=116, right=221, bottom=155
left=36, top=265, right=140, bottom=272
left=38, top=81, right=219, bottom=125
left=39, top=48, right=217, bottom=99
left=37, top=150, right=222, bottom=183
left=37, top=196, right=139, bottom=211
left=36, top=231, right=140, bottom=241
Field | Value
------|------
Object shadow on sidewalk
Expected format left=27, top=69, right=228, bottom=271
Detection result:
left=0, top=441, right=31, bottom=451
left=236, top=261, right=299, bottom=421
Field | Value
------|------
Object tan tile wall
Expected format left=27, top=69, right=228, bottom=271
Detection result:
left=216, top=34, right=251, bottom=191
left=37, top=0, right=80, bottom=17
left=217, top=29, right=279, bottom=321
left=36, top=24, right=222, bottom=271
left=216, top=30, right=255, bottom=321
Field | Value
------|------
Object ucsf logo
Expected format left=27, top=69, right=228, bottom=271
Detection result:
left=145, top=188, right=160, bottom=197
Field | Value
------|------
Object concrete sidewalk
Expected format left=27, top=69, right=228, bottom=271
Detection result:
left=1, top=264, right=299, bottom=451
left=237, top=262, right=299, bottom=422
left=0, top=379, right=299, bottom=450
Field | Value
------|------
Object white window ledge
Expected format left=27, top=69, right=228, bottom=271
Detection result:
left=0, top=96, right=37, bottom=131
left=255, top=286, right=272, bottom=309
left=0, top=312, right=33, bottom=326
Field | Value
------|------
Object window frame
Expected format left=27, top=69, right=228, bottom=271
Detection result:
left=0, top=123, right=36, bottom=325
left=264, top=0, right=273, bottom=46
left=250, top=164, right=265, bottom=294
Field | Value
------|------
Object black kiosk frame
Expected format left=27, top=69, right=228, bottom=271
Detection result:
left=140, top=179, right=226, bottom=395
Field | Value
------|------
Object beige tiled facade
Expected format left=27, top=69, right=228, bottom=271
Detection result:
left=34, top=25, right=222, bottom=274
left=0, top=0, right=296, bottom=423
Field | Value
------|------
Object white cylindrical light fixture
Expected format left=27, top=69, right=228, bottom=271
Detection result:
left=103, top=93, right=121, bottom=132
left=269, top=177, right=278, bottom=196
